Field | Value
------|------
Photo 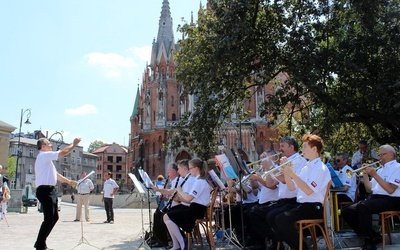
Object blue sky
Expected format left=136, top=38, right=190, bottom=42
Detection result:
left=0, top=0, right=200, bottom=151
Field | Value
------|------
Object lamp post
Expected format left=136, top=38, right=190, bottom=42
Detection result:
left=14, top=108, right=32, bottom=189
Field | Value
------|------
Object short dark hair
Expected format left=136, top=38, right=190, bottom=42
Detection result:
left=170, top=162, right=178, bottom=171
left=280, top=136, right=299, bottom=151
left=37, top=138, right=48, bottom=150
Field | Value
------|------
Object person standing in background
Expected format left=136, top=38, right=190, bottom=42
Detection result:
left=34, top=137, right=80, bottom=250
left=102, top=172, right=119, bottom=224
left=74, top=171, right=94, bottom=222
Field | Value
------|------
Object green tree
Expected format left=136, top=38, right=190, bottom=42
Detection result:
left=87, top=140, right=106, bottom=153
left=7, top=155, right=16, bottom=178
left=173, top=0, right=400, bottom=157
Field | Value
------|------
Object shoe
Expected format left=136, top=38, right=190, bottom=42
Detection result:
left=86, top=220, right=90, bottom=222
left=109, top=220, right=114, bottom=224
left=103, top=220, right=109, bottom=223
left=361, top=241, right=377, bottom=250
left=73, top=219, right=80, bottom=222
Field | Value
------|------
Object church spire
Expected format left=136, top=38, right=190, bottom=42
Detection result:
left=150, top=0, right=175, bottom=66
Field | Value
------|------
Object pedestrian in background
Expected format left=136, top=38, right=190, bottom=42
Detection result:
left=102, top=172, right=119, bottom=224
left=74, top=171, right=94, bottom=222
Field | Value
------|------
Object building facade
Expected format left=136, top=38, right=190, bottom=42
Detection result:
left=129, top=0, right=280, bottom=181
left=92, top=143, right=129, bottom=193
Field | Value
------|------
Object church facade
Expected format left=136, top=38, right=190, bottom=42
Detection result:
left=129, top=0, right=280, bottom=180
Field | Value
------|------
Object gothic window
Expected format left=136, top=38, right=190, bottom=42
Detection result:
left=171, top=96, right=174, bottom=106
left=29, top=149, right=34, bottom=157
left=172, top=113, right=176, bottom=121
left=153, top=142, right=156, bottom=154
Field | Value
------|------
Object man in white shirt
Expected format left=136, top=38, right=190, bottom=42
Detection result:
left=335, top=152, right=357, bottom=202
left=74, top=171, right=94, bottom=222
left=102, top=172, right=119, bottom=224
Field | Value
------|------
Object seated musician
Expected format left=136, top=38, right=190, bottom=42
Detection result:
left=150, top=162, right=180, bottom=247
left=163, top=158, right=211, bottom=250
left=334, top=152, right=357, bottom=202
left=265, top=136, right=307, bottom=249
left=226, top=177, right=258, bottom=243
left=245, top=150, right=279, bottom=249
left=341, top=144, right=400, bottom=250
left=272, top=134, right=331, bottom=250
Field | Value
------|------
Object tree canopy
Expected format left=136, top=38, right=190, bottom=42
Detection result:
left=87, top=140, right=106, bottom=153
left=173, top=0, right=400, bottom=158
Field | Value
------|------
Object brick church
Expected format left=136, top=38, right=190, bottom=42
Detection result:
left=129, top=0, right=280, bottom=180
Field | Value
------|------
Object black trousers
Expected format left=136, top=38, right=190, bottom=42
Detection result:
left=246, top=201, right=277, bottom=245
left=267, top=200, right=322, bottom=250
left=104, top=197, right=114, bottom=222
left=266, top=198, right=297, bottom=243
left=34, top=186, right=59, bottom=249
left=151, top=208, right=169, bottom=245
left=341, top=194, right=400, bottom=239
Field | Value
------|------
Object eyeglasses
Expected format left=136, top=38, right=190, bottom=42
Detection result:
left=378, top=152, right=388, bottom=157
left=189, top=167, right=195, bottom=170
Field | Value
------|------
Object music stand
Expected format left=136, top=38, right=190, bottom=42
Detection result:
left=71, top=171, right=100, bottom=250
left=129, top=173, right=151, bottom=250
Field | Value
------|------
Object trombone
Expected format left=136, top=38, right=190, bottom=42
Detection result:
left=346, top=161, right=381, bottom=178
left=247, top=152, right=282, bottom=167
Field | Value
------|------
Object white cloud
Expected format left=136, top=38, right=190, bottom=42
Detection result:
left=85, top=52, right=137, bottom=78
left=65, top=104, right=98, bottom=116
left=128, top=45, right=152, bottom=62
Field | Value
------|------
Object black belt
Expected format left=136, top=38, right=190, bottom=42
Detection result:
left=78, top=193, right=90, bottom=195
left=38, top=185, right=56, bottom=188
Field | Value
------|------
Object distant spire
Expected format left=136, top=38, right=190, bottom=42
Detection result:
left=150, top=0, right=175, bottom=65
left=130, top=83, right=140, bottom=120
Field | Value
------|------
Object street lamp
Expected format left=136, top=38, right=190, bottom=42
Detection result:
left=14, top=108, right=32, bottom=189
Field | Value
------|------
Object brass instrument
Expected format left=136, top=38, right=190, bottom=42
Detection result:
left=346, top=161, right=381, bottom=178
left=247, top=152, right=282, bottom=167
left=234, top=164, right=264, bottom=190
left=260, top=155, right=301, bottom=179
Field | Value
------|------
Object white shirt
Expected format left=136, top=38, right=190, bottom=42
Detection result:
left=277, top=153, right=307, bottom=199
left=103, top=178, right=119, bottom=198
left=258, top=183, right=279, bottom=204
left=35, top=151, right=59, bottom=187
left=371, top=160, right=400, bottom=197
left=77, top=178, right=94, bottom=194
left=181, top=175, right=196, bottom=206
left=336, top=165, right=357, bottom=201
left=297, top=158, right=331, bottom=203
left=189, top=177, right=210, bottom=206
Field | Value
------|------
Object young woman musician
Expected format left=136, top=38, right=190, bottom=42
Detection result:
left=163, top=158, right=211, bottom=250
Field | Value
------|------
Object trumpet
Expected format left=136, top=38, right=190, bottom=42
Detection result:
left=260, top=155, right=301, bottom=179
left=346, top=161, right=381, bottom=178
left=234, top=163, right=264, bottom=190
left=247, top=152, right=282, bottom=167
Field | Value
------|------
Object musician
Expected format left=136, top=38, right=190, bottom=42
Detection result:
left=150, top=162, right=179, bottom=247
left=335, top=152, right=357, bottom=202
left=352, top=139, right=378, bottom=170
left=342, top=144, right=400, bottom=250
left=163, top=158, right=211, bottom=250
left=226, top=178, right=258, bottom=244
left=245, top=150, right=279, bottom=249
left=265, top=136, right=307, bottom=249
left=274, top=134, right=331, bottom=250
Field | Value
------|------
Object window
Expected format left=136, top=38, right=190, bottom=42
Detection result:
left=116, top=165, right=122, bottom=172
left=116, top=174, right=122, bottom=180
left=116, top=156, right=122, bottom=163
left=63, top=169, right=67, bottom=177
left=84, top=158, right=88, bottom=165
left=107, top=165, right=113, bottom=171
left=107, top=156, right=113, bottom=162
left=28, top=165, right=33, bottom=174
left=63, top=157, right=67, bottom=163
left=99, top=156, right=102, bottom=161
left=98, top=174, right=102, bottom=180
left=172, top=113, right=176, bottom=121
left=72, top=157, right=75, bottom=164
left=77, top=157, right=81, bottom=165
left=91, top=159, right=95, bottom=166
left=29, top=149, right=34, bottom=157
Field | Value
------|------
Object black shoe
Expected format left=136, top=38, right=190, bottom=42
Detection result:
left=361, top=241, right=377, bottom=250
left=103, top=220, right=109, bottom=223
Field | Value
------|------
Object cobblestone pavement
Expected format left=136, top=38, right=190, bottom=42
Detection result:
left=2, top=201, right=399, bottom=249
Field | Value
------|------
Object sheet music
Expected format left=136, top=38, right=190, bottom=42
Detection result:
left=128, top=173, right=146, bottom=194
left=138, top=168, right=154, bottom=189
